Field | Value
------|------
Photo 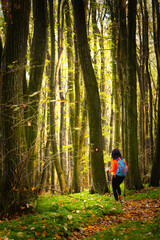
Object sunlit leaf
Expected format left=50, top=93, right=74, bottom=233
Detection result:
left=35, top=232, right=40, bottom=236
left=42, top=231, right=48, bottom=237
left=67, top=215, right=73, bottom=220
left=7, top=64, right=14, bottom=69
left=17, top=232, right=24, bottom=238
left=13, top=186, right=18, bottom=191
left=28, top=122, right=31, bottom=126
left=29, top=91, right=39, bottom=97
left=13, top=107, right=20, bottom=112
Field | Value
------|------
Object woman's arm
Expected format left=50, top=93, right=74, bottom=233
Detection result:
left=109, top=160, right=117, bottom=177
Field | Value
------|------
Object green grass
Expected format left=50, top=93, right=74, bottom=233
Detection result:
left=88, top=215, right=160, bottom=239
left=0, top=192, right=122, bottom=239
left=0, top=187, right=159, bottom=239
left=126, top=185, right=160, bottom=199
left=88, top=186, right=160, bottom=239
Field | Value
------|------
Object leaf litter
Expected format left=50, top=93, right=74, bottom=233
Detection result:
left=0, top=189, right=159, bottom=239
left=68, top=197, right=160, bottom=239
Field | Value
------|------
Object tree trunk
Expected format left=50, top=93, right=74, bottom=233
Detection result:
left=137, top=3, right=146, bottom=176
left=109, top=91, right=114, bottom=153
left=91, top=0, right=98, bottom=72
left=0, top=36, right=2, bottom=68
left=107, top=0, right=121, bottom=149
left=113, top=2, right=121, bottom=149
left=0, top=37, right=2, bottom=170
left=71, top=0, right=108, bottom=194
left=26, top=0, right=48, bottom=186
left=79, top=97, right=88, bottom=189
left=65, top=1, right=81, bottom=193
left=150, top=0, right=160, bottom=187
left=118, top=0, right=128, bottom=157
left=48, top=0, right=68, bottom=194
left=127, top=0, right=143, bottom=189
left=139, top=0, right=150, bottom=174
left=91, top=2, right=107, bottom=151
left=0, top=0, right=31, bottom=218
left=58, top=0, right=65, bottom=170
left=73, top=43, right=81, bottom=192
left=39, top=138, right=50, bottom=194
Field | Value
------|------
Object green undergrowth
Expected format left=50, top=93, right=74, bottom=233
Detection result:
left=0, top=186, right=159, bottom=239
left=89, top=215, right=160, bottom=240
left=125, top=185, right=160, bottom=199
left=0, top=192, right=122, bottom=239
left=88, top=186, right=160, bottom=240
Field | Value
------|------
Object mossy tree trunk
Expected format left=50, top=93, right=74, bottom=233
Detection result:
left=25, top=0, right=48, bottom=187
left=57, top=0, right=65, bottom=170
left=65, top=0, right=81, bottom=193
left=0, top=0, right=31, bottom=218
left=118, top=0, right=128, bottom=158
left=107, top=0, right=121, bottom=149
left=71, top=0, right=108, bottom=194
left=91, top=1, right=106, bottom=151
left=127, top=0, right=143, bottom=190
left=0, top=36, right=2, bottom=68
left=150, top=0, right=160, bottom=187
left=48, top=0, right=68, bottom=194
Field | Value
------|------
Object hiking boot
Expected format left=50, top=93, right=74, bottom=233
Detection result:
left=119, top=196, right=124, bottom=203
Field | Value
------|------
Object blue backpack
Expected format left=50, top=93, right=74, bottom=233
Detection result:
left=116, top=157, right=127, bottom=177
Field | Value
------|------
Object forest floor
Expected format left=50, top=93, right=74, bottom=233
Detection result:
left=69, top=194, right=160, bottom=239
left=0, top=186, right=160, bottom=239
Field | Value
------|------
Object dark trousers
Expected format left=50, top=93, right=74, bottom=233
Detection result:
left=112, top=175, right=125, bottom=201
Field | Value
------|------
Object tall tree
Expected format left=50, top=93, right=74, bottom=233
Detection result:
left=0, top=0, right=31, bottom=218
left=48, top=0, right=68, bottom=194
left=57, top=0, right=66, bottom=170
left=106, top=0, right=116, bottom=153
left=106, top=0, right=121, bottom=149
left=127, top=0, right=143, bottom=189
left=150, top=0, right=160, bottom=187
left=91, top=1, right=107, bottom=151
left=25, top=0, right=48, bottom=186
left=71, top=0, right=108, bottom=194
left=118, top=0, right=128, bottom=158
left=0, top=36, right=2, bottom=142
left=0, top=36, right=2, bottom=68
left=65, top=0, right=81, bottom=193
left=137, top=0, right=151, bottom=174
left=144, top=0, right=153, bottom=165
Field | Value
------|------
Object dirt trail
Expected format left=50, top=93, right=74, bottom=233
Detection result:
left=68, top=198, right=160, bottom=239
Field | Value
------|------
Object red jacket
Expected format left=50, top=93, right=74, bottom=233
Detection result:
left=109, top=159, right=128, bottom=177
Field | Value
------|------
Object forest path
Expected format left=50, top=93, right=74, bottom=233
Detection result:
left=68, top=197, right=160, bottom=239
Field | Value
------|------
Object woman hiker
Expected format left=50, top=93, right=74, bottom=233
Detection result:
left=107, top=148, right=128, bottom=203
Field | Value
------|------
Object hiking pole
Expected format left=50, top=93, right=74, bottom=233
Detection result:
left=124, top=179, right=126, bottom=199
left=107, top=170, right=110, bottom=193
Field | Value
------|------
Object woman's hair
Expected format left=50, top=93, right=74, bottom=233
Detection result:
left=112, top=148, right=122, bottom=159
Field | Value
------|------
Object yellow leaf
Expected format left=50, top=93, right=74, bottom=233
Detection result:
left=28, top=121, right=31, bottom=126
left=35, top=232, right=40, bottom=236
left=54, top=233, right=61, bottom=239
left=42, top=231, right=48, bottom=237
left=13, top=186, right=18, bottom=191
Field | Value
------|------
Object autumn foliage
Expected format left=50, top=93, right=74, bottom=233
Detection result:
left=0, top=187, right=159, bottom=239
